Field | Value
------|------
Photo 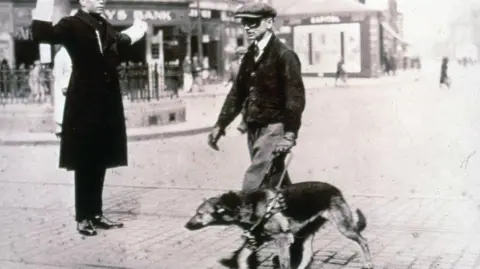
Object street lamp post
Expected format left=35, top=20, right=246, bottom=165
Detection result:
left=196, top=0, right=203, bottom=62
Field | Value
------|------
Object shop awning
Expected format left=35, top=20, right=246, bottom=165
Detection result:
left=277, top=0, right=381, bottom=16
left=380, top=22, right=409, bottom=45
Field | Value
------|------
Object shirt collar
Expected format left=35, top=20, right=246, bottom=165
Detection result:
left=255, top=31, right=272, bottom=51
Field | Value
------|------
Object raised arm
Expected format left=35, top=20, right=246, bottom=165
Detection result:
left=31, top=0, right=73, bottom=45
left=115, top=19, right=148, bottom=60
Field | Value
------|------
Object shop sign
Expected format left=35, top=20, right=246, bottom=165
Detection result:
left=310, top=15, right=341, bottom=24
left=16, top=7, right=185, bottom=24
left=103, top=9, right=176, bottom=22
left=71, top=8, right=184, bottom=23
left=189, top=9, right=222, bottom=20
left=189, top=9, right=212, bottom=19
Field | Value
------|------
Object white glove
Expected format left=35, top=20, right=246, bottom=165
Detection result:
left=133, top=19, right=148, bottom=33
left=121, top=19, right=148, bottom=44
left=32, top=0, right=54, bottom=22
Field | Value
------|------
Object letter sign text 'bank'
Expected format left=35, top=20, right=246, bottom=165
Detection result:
left=73, top=9, right=177, bottom=23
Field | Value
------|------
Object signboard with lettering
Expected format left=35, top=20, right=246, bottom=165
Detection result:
left=81, top=9, right=188, bottom=24
left=13, top=7, right=189, bottom=25
left=310, top=15, right=341, bottom=24
left=281, top=15, right=362, bottom=26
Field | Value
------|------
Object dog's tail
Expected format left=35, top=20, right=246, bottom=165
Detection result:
left=354, top=209, right=367, bottom=233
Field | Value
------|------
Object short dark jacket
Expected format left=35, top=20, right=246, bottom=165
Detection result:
left=31, top=10, right=132, bottom=170
left=215, top=34, right=306, bottom=136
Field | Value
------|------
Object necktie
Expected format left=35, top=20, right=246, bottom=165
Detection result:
left=253, top=45, right=260, bottom=59
left=90, top=13, right=105, bottom=42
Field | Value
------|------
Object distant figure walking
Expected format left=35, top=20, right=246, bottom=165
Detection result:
left=335, top=57, right=347, bottom=87
left=439, top=57, right=451, bottom=89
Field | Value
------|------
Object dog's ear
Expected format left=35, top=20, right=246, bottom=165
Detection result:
left=219, top=191, right=242, bottom=211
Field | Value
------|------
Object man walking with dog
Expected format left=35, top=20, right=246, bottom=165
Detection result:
left=208, top=2, right=306, bottom=192
left=31, top=0, right=147, bottom=236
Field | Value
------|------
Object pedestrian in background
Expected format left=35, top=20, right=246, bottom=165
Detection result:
left=335, top=57, right=347, bottom=87
left=182, top=57, right=193, bottom=92
left=0, top=59, right=10, bottom=98
left=28, top=60, right=47, bottom=103
left=32, top=0, right=147, bottom=236
left=440, top=57, right=451, bottom=89
left=224, top=46, right=248, bottom=133
left=191, top=55, right=204, bottom=92
left=53, top=46, right=72, bottom=136
left=224, top=46, right=246, bottom=88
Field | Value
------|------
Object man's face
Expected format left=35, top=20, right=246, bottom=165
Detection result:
left=241, top=17, right=273, bottom=41
left=79, top=0, right=106, bottom=14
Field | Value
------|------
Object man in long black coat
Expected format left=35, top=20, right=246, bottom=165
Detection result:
left=31, top=0, right=147, bottom=236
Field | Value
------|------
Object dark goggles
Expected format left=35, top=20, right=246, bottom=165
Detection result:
left=241, top=18, right=262, bottom=28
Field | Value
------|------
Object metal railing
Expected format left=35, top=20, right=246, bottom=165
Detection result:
left=0, top=64, right=181, bottom=105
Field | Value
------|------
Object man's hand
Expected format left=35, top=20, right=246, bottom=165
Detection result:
left=133, top=19, right=148, bottom=34
left=33, top=0, right=54, bottom=22
left=122, top=19, right=148, bottom=44
left=274, top=132, right=296, bottom=154
left=207, top=126, right=225, bottom=151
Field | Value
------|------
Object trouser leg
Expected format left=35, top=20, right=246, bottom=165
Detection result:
left=74, top=165, right=106, bottom=221
left=243, top=123, right=291, bottom=191
left=91, top=167, right=106, bottom=217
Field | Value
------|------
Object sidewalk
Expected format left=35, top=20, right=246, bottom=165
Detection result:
left=0, top=72, right=418, bottom=146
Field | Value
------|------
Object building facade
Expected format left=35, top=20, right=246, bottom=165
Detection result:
left=0, top=0, right=247, bottom=78
left=275, top=0, right=382, bottom=78
left=378, top=0, right=407, bottom=65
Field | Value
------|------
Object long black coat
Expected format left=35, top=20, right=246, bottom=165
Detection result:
left=32, top=10, right=132, bottom=170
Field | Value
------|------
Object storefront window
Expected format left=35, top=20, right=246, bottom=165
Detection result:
left=294, top=23, right=361, bottom=74
left=13, top=26, right=39, bottom=69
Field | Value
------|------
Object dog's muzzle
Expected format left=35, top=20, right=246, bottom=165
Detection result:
left=184, top=216, right=208, bottom=231
left=185, top=221, right=204, bottom=231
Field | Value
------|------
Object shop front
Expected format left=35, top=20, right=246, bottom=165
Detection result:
left=0, top=2, right=14, bottom=69
left=276, top=1, right=381, bottom=78
left=188, top=0, right=245, bottom=78
left=10, top=1, right=191, bottom=67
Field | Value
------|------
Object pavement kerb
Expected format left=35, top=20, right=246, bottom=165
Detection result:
left=0, top=126, right=215, bottom=146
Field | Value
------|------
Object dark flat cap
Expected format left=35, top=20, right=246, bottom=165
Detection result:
left=234, top=2, right=277, bottom=18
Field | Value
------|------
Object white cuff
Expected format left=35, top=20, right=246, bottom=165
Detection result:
left=121, top=20, right=148, bottom=44
left=32, top=0, right=54, bottom=22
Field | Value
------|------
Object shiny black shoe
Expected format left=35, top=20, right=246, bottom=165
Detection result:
left=91, top=215, right=124, bottom=229
left=77, top=220, right=97, bottom=236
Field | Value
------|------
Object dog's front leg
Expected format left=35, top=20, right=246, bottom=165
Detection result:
left=237, top=246, right=255, bottom=269
left=275, top=233, right=294, bottom=269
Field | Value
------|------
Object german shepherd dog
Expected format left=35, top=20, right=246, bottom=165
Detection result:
left=185, top=181, right=374, bottom=269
